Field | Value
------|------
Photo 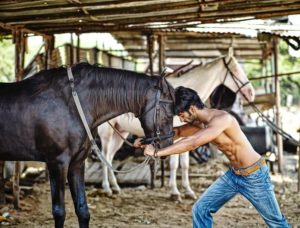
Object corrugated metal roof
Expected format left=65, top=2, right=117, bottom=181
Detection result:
left=1, top=1, right=299, bottom=62
left=1, top=0, right=300, bottom=35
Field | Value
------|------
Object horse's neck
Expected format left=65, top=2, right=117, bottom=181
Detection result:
left=89, top=75, right=149, bottom=128
left=167, top=61, right=224, bottom=102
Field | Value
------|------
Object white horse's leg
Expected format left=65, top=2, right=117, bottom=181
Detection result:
left=169, top=154, right=182, bottom=202
left=98, top=124, right=114, bottom=196
left=107, top=131, right=130, bottom=194
left=101, top=144, right=112, bottom=196
left=180, top=152, right=196, bottom=199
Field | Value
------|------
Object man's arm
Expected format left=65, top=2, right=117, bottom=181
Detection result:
left=145, top=114, right=232, bottom=157
left=173, top=124, right=202, bottom=140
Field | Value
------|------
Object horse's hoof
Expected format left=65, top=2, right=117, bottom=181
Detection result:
left=101, top=189, right=113, bottom=197
left=170, top=194, right=182, bottom=203
left=112, top=187, right=121, bottom=195
left=184, top=192, right=197, bottom=200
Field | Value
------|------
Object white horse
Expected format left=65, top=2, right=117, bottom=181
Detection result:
left=96, top=54, right=255, bottom=200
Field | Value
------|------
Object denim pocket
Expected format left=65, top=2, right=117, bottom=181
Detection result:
left=242, top=166, right=270, bottom=187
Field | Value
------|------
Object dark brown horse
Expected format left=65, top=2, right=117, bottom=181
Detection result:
left=0, top=63, right=175, bottom=228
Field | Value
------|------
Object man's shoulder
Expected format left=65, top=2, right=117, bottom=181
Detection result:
left=214, top=110, right=232, bottom=119
left=211, top=110, right=233, bottom=124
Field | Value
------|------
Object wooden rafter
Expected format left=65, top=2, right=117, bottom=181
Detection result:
left=0, top=0, right=299, bottom=35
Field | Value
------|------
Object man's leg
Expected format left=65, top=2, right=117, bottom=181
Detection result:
left=240, top=165, right=290, bottom=227
left=192, top=170, right=238, bottom=228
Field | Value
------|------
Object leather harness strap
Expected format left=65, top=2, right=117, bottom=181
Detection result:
left=67, top=67, right=153, bottom=174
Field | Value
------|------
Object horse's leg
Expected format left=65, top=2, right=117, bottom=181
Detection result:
left=180, top=152, right=196, bottom=199
left=149, top=159, right=156, bottom=189
left=169, top=154, right=182, bottom=202
left=161, top=159, right=165, bottom=187
left=68, top=158, right=90, bottom=228
left=47, top=160, right=69, bottom=228
left=107, top=131, right=130, bottom=194
left=99, top=125, right=114, bottom=196
left=101, top=145, right=112, bottom=196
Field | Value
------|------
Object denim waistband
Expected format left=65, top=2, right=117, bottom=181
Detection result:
left=230, top=157, right=266, bottom=175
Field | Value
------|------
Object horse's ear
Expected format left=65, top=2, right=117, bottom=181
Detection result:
left=159, top=77, right=175, bottom=102
left=227, top=46, right=234, bottom=58
left=160, top=67, right=173, bottom=78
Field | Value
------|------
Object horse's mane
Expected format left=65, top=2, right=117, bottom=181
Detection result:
left=0, top=66, right=67, bottom=96
left=0, top=62, right=161, bottom=115
left=71, top=63, right=158, bottom=113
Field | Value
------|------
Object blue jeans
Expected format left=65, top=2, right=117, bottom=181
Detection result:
left=192, top=161, right=290, bottom=228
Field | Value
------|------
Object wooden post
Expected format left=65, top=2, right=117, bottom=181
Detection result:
left=76, top=33, right=80, bottom=63
left=45, top=35, right=55, bottom=70
left=44, top=37, right=49, bottom=70
left=64, top=44, right=72, bottom=66
left=70, top=33, right=74, bottom=65
left=13, top=162, right=21, bottom=209
left=13, top=28, right=27, bottom=209
left=273, top=37, right=283, bottom=173
left=158, top=35, right=165, bottom=74
left=44, top=35, right=54, bottom=182
left=0, top=161, right=5, bottom=205
left=92, top=47, right=99, bottom=64
left=158, top=34, right=166, bottom=187
left=147, top=34, right=154, bottom=75
left=14, top=29, right=25, bottom=81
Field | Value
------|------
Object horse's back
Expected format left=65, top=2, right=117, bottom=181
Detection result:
left=0, top=76, right=81, bottom=161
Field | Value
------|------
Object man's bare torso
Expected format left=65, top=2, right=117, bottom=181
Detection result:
left=207, top=115, right=260, bottom=168
left=178, top=110, right=261, bottom=168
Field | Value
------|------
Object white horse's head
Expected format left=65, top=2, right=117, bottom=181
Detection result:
left=221, top=54, right=255, bottom=102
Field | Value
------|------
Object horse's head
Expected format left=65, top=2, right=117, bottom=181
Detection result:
left=138, top=76, right=175, bottom=149
left=221, top=55, right=255, bottom=102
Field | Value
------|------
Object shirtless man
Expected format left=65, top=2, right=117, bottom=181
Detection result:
left=143, top=86, right=290, bottom=228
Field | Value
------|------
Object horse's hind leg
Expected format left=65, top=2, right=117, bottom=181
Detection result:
left=68, top=159, right=90, bottom=228
left=47, top=161, right=69, bottom=228
left=107, top=131, right=130, bottom=194
left=99, top=125, right=114, bottom=195
left=169, top=154, right=182, bottom=202
left=180, top=152, right=196, bottom=199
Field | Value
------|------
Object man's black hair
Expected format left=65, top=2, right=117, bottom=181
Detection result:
left=174, top=86, right=205, bottom=115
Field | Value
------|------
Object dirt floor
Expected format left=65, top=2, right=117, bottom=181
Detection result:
left=1, top=154, right=300, bottom=228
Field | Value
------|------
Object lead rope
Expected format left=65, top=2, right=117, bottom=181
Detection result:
left=223, top=58, right=299, bottom=146
left=230, top=73, right=300, bottom=146
left=67, top=67, right=153, bottom=174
